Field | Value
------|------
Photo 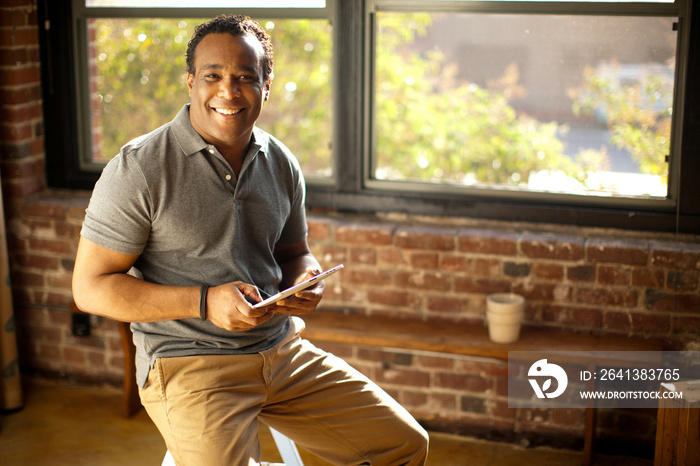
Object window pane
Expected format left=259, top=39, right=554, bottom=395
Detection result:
left=374, top=13, right=677, bottom=198
left=88, top=17, right=332, bottom=178
left=86, top=1, right=326, bottom=7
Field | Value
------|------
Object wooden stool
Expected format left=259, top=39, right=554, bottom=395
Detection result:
left=655, top=380, right=700, bottom=465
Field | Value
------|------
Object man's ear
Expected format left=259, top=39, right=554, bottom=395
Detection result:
left=264, top=78, right=271, bottom=102
left=186, top=72, right=194, bottom=95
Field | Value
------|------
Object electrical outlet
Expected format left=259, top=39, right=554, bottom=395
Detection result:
left=71, top=312, right=91, bottom=337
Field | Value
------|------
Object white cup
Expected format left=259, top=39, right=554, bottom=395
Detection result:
left=486, top=293, right=525, bottom=343
left=486, top=293, right=525, bottom=314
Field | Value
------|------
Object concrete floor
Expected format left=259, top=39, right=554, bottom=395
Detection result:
left=0, top=378, right=652, bottom=466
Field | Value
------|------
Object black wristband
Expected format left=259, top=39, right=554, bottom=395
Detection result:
left=200, top=285, right=209, bottom=321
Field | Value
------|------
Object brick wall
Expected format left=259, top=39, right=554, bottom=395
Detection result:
left=305, top=215, right=699, bottom=451
left=1, top=0, right=699, bottom=454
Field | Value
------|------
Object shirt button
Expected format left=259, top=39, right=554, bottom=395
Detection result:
left=225, top=174, right=232, bottom=181
left=208, top=146, right=215, bottom=154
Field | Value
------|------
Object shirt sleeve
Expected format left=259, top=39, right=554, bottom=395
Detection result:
left=80, top=151, right=152, bottom=256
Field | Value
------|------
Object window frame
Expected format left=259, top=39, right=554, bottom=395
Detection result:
left=39, top=0, right=700, bottom=233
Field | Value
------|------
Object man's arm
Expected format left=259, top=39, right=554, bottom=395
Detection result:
left=270, top=239, right=325, bottom=315
left=72, top=236, right=274, bottom=330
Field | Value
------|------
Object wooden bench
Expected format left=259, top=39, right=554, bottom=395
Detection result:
left=301, top=311, right=665, bottom=466
left=71, top=304, right=663, bottom=466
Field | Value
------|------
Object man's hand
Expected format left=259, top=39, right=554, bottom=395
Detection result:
left=205, top=281, right=276, bottom=331
left=268, top=267, right=325, bottom=316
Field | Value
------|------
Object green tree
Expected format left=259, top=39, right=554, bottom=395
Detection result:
left=569, top=63, right=672, bottom=182
left=94, top=18, right=332, bottom=177
left=374, top=13, right=577, bottom=187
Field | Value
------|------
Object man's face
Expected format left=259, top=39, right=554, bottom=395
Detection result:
left=187, top=33, right=270, bottom=151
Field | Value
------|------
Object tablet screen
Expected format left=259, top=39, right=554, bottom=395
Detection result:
left=252, top=264, right=344, bottom=308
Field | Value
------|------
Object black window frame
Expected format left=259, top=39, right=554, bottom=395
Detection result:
left=39, top=0, right=700, bottom=233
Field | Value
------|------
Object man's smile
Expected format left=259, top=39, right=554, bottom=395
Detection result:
left=213, top=107, right=244, bottom=116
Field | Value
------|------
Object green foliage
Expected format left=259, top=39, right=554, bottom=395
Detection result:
left=94, top=15, right=670, bottom=195
left=94, top=18, right=332, bottom=177
left=570, top=63, right=672, bottom=181
left=374, top=13, right=576, bottom=188
left=94, top=18, right=197, bottom=160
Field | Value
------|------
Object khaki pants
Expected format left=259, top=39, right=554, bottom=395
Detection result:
left=139, top=318, right=428, bottom=465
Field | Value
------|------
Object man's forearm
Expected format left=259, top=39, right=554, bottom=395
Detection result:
left=73, top=271, right=200, bottom=323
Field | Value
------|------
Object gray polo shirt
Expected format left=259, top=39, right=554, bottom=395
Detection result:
left=81, top=104, right=308, bottom=386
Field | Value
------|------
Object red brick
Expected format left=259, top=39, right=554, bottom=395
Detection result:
left=417, top=355, right=454, bottom=370
left=435, top=373, right=491, bottom=392
left=349, top=246, right=376, bottom=265
left=454, top=277, right=510, bottom=295
left=395, top=226, right=456, bottom=251
left=23, top=200, right=66, bottom=219
left=409, top=252, right=438, bottom=269
left=0, top=7, right=37, bottom=28
left=367, top=289, right=420, bottom=309
left=576, top=287, right=637, bottom=307
left=455, top=359, right=508, bottom=378
left=651, top=247, right=700, bottom=270
left=460, top=395, right=488, bottom=414
left=13, top=269, right=45, bottom=286
left=395, top=271, right=451, bottom=292
left=439, top=254, right=470, bottom=272
left=377, top=248, right=406, bottom=266
left=604, top=311, right=669, bottom=333
left=306, top=218, right=331, bottom=241
left=335, top=223, right=393, bottom=246
left=491, top=400, right=518, bottom=420
left=542, top=304, right=603, bottom=328
left=320, top=245, right=346, bottom=264
left=0, top=85, right=41, bottom=105
left=87, top=351, right=106, bottom=367
left=472, top=258, right=501, bottom=277
left=63, top=347, right=87, bottom=365
left=598, top=265, right=632, bottom=286
left=0, top=63, right=40, bottom=86
left=532, top=263, right=564, bottom=280
left=632, top=268, right=665, bottom=288
left=672, top=315, right=700, bottom=333
left=458, top=229, right=518, bottom=256
left=15, top=254, right=60, bottom=270
left=512, top=283, right=560, bottom=301
left=28, top=238, right=73, bottom=254
left=645, top=289, right=700, bottom=313
left=428, top=393, right=458, bottom=411
left=345, top=268, right=392, bottom=286
left=426, top=295, right=468, bottom=313
left=402, top=391, right=429, bottom=408
left=0, top=122, right=32, bottom=140
left=519, top=233, right=584, bottom=261
left=586, top=239, right=649, bottom=266
left=667, top=270, right=699, bottom=291
left=566, top=265, right=596, bottom=282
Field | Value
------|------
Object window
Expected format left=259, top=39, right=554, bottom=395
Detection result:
left=373, top=12, right=676, bottom=201
left=39, top=0, right=700, bottom=232
left=72, top=1, right=333, bottom=180
left=367, top=1, right=687, bottom=211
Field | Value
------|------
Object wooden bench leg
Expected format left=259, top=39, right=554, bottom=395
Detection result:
left=582, top=362, right=597, bottom=466
left=118, top=321, right=141, bottom=418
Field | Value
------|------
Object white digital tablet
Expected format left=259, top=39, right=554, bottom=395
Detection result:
left=252, top=264, right=344, bottom=308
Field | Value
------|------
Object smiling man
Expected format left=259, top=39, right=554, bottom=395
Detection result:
left=72, top=15, right=428, bottom=465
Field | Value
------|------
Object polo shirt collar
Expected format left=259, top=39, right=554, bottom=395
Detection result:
left=171, top=104, right=267, bottom=160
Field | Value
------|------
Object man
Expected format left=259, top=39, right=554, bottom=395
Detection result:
left=72, top=15, right=428, bottom=465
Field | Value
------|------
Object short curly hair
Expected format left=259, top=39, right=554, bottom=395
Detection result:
left=186, top=15, right=274, bottom=82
